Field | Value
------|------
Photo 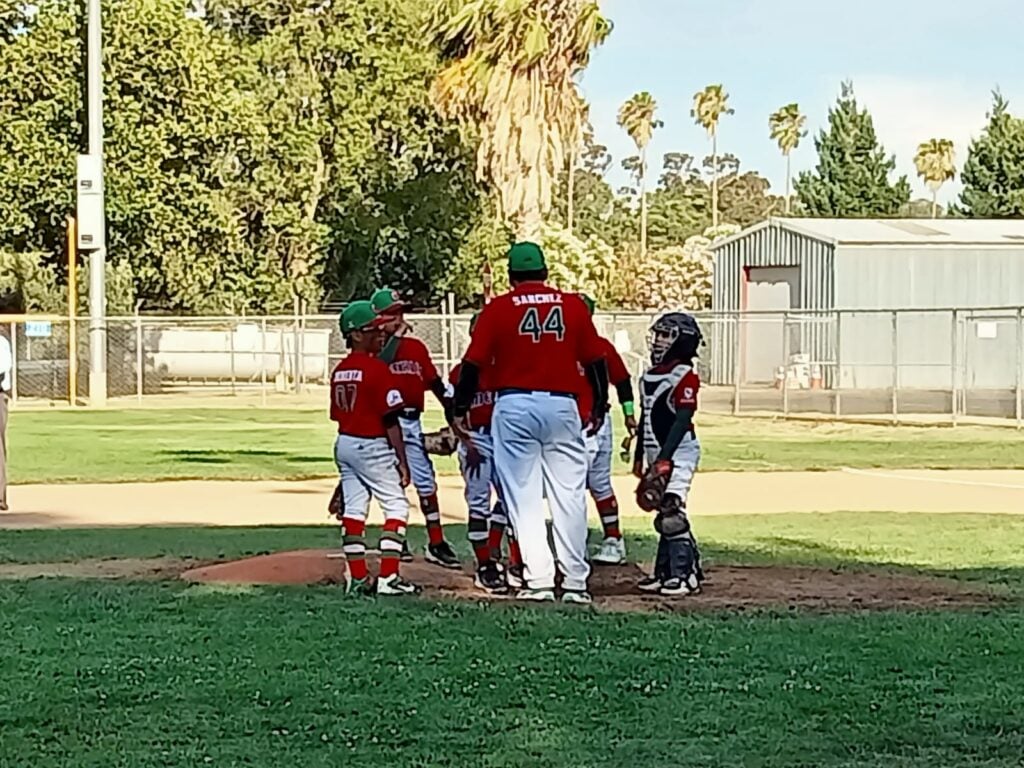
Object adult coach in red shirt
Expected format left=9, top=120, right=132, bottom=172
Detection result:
left=453, top=242, right=609, bottom=604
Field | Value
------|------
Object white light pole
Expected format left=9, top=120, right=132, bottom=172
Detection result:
left=84, top=0, right=107, bottom=405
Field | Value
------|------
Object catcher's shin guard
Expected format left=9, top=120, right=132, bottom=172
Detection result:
left=654, top=537, right=670, bottom=582
left=655, top=495, right=701, bottom=587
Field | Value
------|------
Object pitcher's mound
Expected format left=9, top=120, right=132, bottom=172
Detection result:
left=180, top=549, right=998, bottom=612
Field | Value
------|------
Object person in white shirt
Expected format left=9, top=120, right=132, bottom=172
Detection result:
left=0, top=330, right=10, bottom=511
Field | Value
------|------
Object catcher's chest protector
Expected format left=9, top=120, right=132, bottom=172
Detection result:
left=641, top=364, right=692, bottom=449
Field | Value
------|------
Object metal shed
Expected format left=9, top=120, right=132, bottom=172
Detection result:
left=708, top=218, right=1024, bottom=391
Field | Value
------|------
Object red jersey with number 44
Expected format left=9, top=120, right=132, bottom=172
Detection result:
left=449, top=363, right=496, bottom=428
left=464, top=283, right=604, bottom=393
left=330, top=351, right=404, bottom=438
left=576, top=336, right=631, bottom=421
left=381, top=335, right=439, bottom=412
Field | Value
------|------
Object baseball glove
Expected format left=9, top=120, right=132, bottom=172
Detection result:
left=327, top=481, right=344, bottom=520
left=423, top=426, right=459, bottom=456
left=636, top=459, right=673, bottom=512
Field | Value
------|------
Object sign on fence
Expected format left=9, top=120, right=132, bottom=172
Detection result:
left=25, top=321, right=52, bottom=338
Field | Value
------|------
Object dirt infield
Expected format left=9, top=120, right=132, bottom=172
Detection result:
left=177, top=549, right=996, bottom=612
left=0, top=549, right=998, bottom=612
left=4, top=469, right=1024, bottom=529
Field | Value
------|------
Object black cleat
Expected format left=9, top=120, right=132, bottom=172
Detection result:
left=400, top=540, right=414, bottom=563
left=637, top=575, right=663, bottom=593
left=424, top=540, right=461, bottom=570
left=474, top=563, right=509, bottom=595
left=506, top=563, right=524, bottom=589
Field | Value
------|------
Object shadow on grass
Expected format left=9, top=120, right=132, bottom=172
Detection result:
left=159, top=449, right=291, bottom=465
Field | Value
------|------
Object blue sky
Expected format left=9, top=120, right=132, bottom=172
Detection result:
left=583, top=0, right=1024, bottom=204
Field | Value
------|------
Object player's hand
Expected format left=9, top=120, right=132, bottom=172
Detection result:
left=632, top=459, right=644, bottom=479
left=463, top=441, right=484, bottom=480
left=453, top=414, right=471, bottom=437
left=620, top=434, right=634, bottom=463
left=397, top=461, right=411, bottom=488
left=585, top=412, right=604, bottom=437
left=624, top=414, right=638, bottom=437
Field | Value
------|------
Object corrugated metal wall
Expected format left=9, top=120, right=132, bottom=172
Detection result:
left=833, top=245, right=1024, bottom=388
left=711, top=223, right=836, bottom=384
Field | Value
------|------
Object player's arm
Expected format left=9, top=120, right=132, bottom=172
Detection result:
left=453, top=307, right=495, bottom=418
left=575, top=302, right=609, bottom=418
left=583, top=357, right=609, bottom=420
left=452, top=362, right=480, bottom=418
left=383, top=411, right=409, bottom=467
left=633, top=412, right=646, bottom=473
left=657, top=371, right=699, bottom=462
left=606, top=345, right=636, bottom=424
left=656, top=407, right=694, bottom=462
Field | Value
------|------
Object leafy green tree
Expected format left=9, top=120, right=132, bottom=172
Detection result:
left=913, top=138, right=956, bottom=218
left=210, top=0, right=483, bottom=309
left=795, top=82, right=910, bottom=217
left=958, top=93, right=1024, bottom=217
left=427, top=0, right=611, bottom=240
left=692, top=84, right=733, bottom=227
left=618, top=92, right=662, bottom=259
left=768, top=103, right=807, bottom=214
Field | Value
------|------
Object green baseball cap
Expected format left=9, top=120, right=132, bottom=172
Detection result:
left=370, top=287, right=409, bottom=314
left=340, top=300, right=381, bottom=334
left=507, top=242, right=546, bottom=272
left=580, top=294, right=596, bottom=315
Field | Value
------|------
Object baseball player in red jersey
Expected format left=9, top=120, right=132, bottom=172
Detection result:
left=447, top=318, right=509, bottom=595
left=578, top=296, right=638, bottom=566
left=370, top=288, right=460, bottom=570
left=453, top=242, right=609, bottom=604
left=330, top=300, right=420, bottom=597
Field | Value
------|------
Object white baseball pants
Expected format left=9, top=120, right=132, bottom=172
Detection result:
left=492, top=392, right=590, bottom=592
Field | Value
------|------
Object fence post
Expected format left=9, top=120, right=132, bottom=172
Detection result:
left=1016, top=307, right=1022, bottom=430
left=260, top=317, right=268, bottom=405
left=292, top=296, right=301, bottom=394
left=440, top=296, right=452, bottom=380
left=950, top=310, right=959, bottom=427
left=834, top=311, right=843, bottom=418
left=448, top=293, right=457, bottom=373
left=781, top=311, right=790, bottom=417
left=228, top=317, right=236, bottom=397
left=135, top=314, right=143, bottom=403
left=731, top=315, right=741, bottom=415
left=9, top=322, right=16, bottom=403
left=890, top=310, right=898, bottom=425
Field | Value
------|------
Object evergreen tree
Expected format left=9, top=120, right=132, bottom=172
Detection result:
left=795, top=82, right=910, bottom=217
left=958, top=93, right=1024, bottom=217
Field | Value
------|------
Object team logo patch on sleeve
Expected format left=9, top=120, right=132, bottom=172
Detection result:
left=386, top=389, right=403, bottom=408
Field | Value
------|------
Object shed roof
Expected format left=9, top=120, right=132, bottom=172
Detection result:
left=711, top=217, right=1024, bottom=249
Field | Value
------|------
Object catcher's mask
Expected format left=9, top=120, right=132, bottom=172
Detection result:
left=650, top=312, right=702, bottom=365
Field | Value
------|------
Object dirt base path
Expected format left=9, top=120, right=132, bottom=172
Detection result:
left=3, top=469, right=1024, bottom=529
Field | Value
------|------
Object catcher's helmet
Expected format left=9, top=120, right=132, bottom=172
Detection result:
left=650, top=312, right=702, bottom=365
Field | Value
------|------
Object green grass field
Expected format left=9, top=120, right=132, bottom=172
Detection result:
left=11, top=406, right=1024, bottom=484
left=2, top=514, right=1024, bottom=767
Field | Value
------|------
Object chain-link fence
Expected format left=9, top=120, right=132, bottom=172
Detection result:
left=6, top=306, right=1023, bottom=426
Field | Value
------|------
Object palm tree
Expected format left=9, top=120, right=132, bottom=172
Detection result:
left=913, top=138, right=956, bottom=218
left=768, top=103, right=807, bottom=214
left=692, top=84, right=734, bottom=227
left=618, top=91, right=662, bottom=259
left=426, top=0, right=611, bottom=241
